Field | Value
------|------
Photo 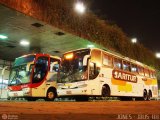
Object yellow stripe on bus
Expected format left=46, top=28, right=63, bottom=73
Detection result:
left=111, top=78, right=126, bottom=86
left=118, top=84, right=132, bottom=92
left=144, top=79, right=157, bottom=85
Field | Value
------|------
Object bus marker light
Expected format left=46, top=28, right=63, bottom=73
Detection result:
left=64, top=53, right=74, bottom=60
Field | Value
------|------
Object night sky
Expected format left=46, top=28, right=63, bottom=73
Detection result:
left=91, top=0, right=160, bottom=52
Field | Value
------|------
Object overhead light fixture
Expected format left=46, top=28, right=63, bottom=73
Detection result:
left=131, top=38, right=137, bottom=43
left=156, top=53, right=160, bottom=58
left=74, top=2, right=86, bottom=14
left=0, top=34, right=8, bottom=39
left=20, top=40, right=30, bottom=46
left=87, top=44, right=94, bottom=48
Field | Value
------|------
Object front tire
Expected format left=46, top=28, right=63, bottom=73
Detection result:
left=102, top=85, right=110, bottom=97
left=45, top=89, right=56, bottom=101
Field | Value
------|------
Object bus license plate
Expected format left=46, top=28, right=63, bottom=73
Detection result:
left=14, top=93, right=18, bottom=96
left=66, top=91, right=72, bottom=94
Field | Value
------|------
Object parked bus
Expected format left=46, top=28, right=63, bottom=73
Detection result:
left=8, top=53, right=60, bottom=101
left=57, top=48, right=158, bottom=101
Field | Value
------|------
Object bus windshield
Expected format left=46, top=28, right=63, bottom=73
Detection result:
left=13, top=55, right=35, bottom=67
left=9, top=64, right=30, bottom=85
left=59, top=49, right=90, bottom=83
left=9, top=55, right=35, bottom=86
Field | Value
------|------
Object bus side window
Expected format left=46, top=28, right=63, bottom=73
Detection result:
left=144, top=69, right=150, bottom=77
left=138, top=66, right=144, bottom=76
left=123, top=61, right=131, bottom=71
left=50, top=58, right=60, bottom=72
left=150, top=71, right=153, bottom=78
left=91, top=49, right=102, bottom=67
left=113, top=58, right=122, bottom=69
left=49, top=58, right=60, bottom=81
left=153, top=71, right=156, bottom=78
left=89, top=62, right=99, bottom=80
left=131, top=64, right=138, bottom=73
left=103, top=53, right=113, bottom=67
left=90, top=49, right=101, bottom=79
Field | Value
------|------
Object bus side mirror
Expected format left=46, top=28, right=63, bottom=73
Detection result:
left=83, top=55, right=90, bottom=66
left=89, top=62, right=96, bottom=75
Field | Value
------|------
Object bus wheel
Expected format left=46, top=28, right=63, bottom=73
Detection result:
left=7, top=97, right=11, bottom=100
left=102, top=85, right=110, bottom=97
left=143, top=90, right=148, bottom=101
left=46, top=89, right=56, bottom=101
left=147, top=91, right=152, bottom=101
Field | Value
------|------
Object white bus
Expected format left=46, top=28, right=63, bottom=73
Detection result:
left=57, top=48, right=158, bottom=101
left=8, top=53, right=60, bottom=101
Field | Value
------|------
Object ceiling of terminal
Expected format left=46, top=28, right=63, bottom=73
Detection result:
left=0, top=4, right=98, bottom=61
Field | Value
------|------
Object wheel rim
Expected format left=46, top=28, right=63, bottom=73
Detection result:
left=102, top=87, right=109, bottom=97
left=48, top=92, right=54, bottom=99
left=148, top=93, right=151, bottom=101
left=148, top=95, right=151, bottom=100
left=143, top=91, right=147, bottom=100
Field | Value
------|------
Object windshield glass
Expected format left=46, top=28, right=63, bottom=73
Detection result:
left=59, top=49, right=90, bottom=83
left=14, top=55, right=35, bottom=67
left=9, top=64, right=31, bottom=85
left=9, top=55, right=35, bottom=86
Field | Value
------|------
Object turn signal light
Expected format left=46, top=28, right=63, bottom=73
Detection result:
left=64, top=53, right=74, bottom=60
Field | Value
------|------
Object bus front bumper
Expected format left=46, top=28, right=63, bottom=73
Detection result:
left=8, top=88, right=31, bottom=98
left=57, top=88, right=89, bottom=97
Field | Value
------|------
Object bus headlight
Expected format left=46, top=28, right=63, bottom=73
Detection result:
left=22, top=88, right=30, bottom=95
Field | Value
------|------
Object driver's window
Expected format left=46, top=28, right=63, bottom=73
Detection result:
left=49, top=58, right=60, bottom=81
left=89, top=62, right=95, bottom=79
left=32, top=56, right=49, bottom=83
left=89, top=49, right=101, bottom=79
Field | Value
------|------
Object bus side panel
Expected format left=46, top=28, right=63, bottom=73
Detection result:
left=31, top=82, right=46, bottom=97
left=45, top=72, right=57, bottom=94
left=101, top=67, right=146, bottom=97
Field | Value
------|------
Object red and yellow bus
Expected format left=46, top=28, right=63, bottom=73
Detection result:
left=8, top=53, right=60, bottom=101
left=57, top=48, right=158, bottom=101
